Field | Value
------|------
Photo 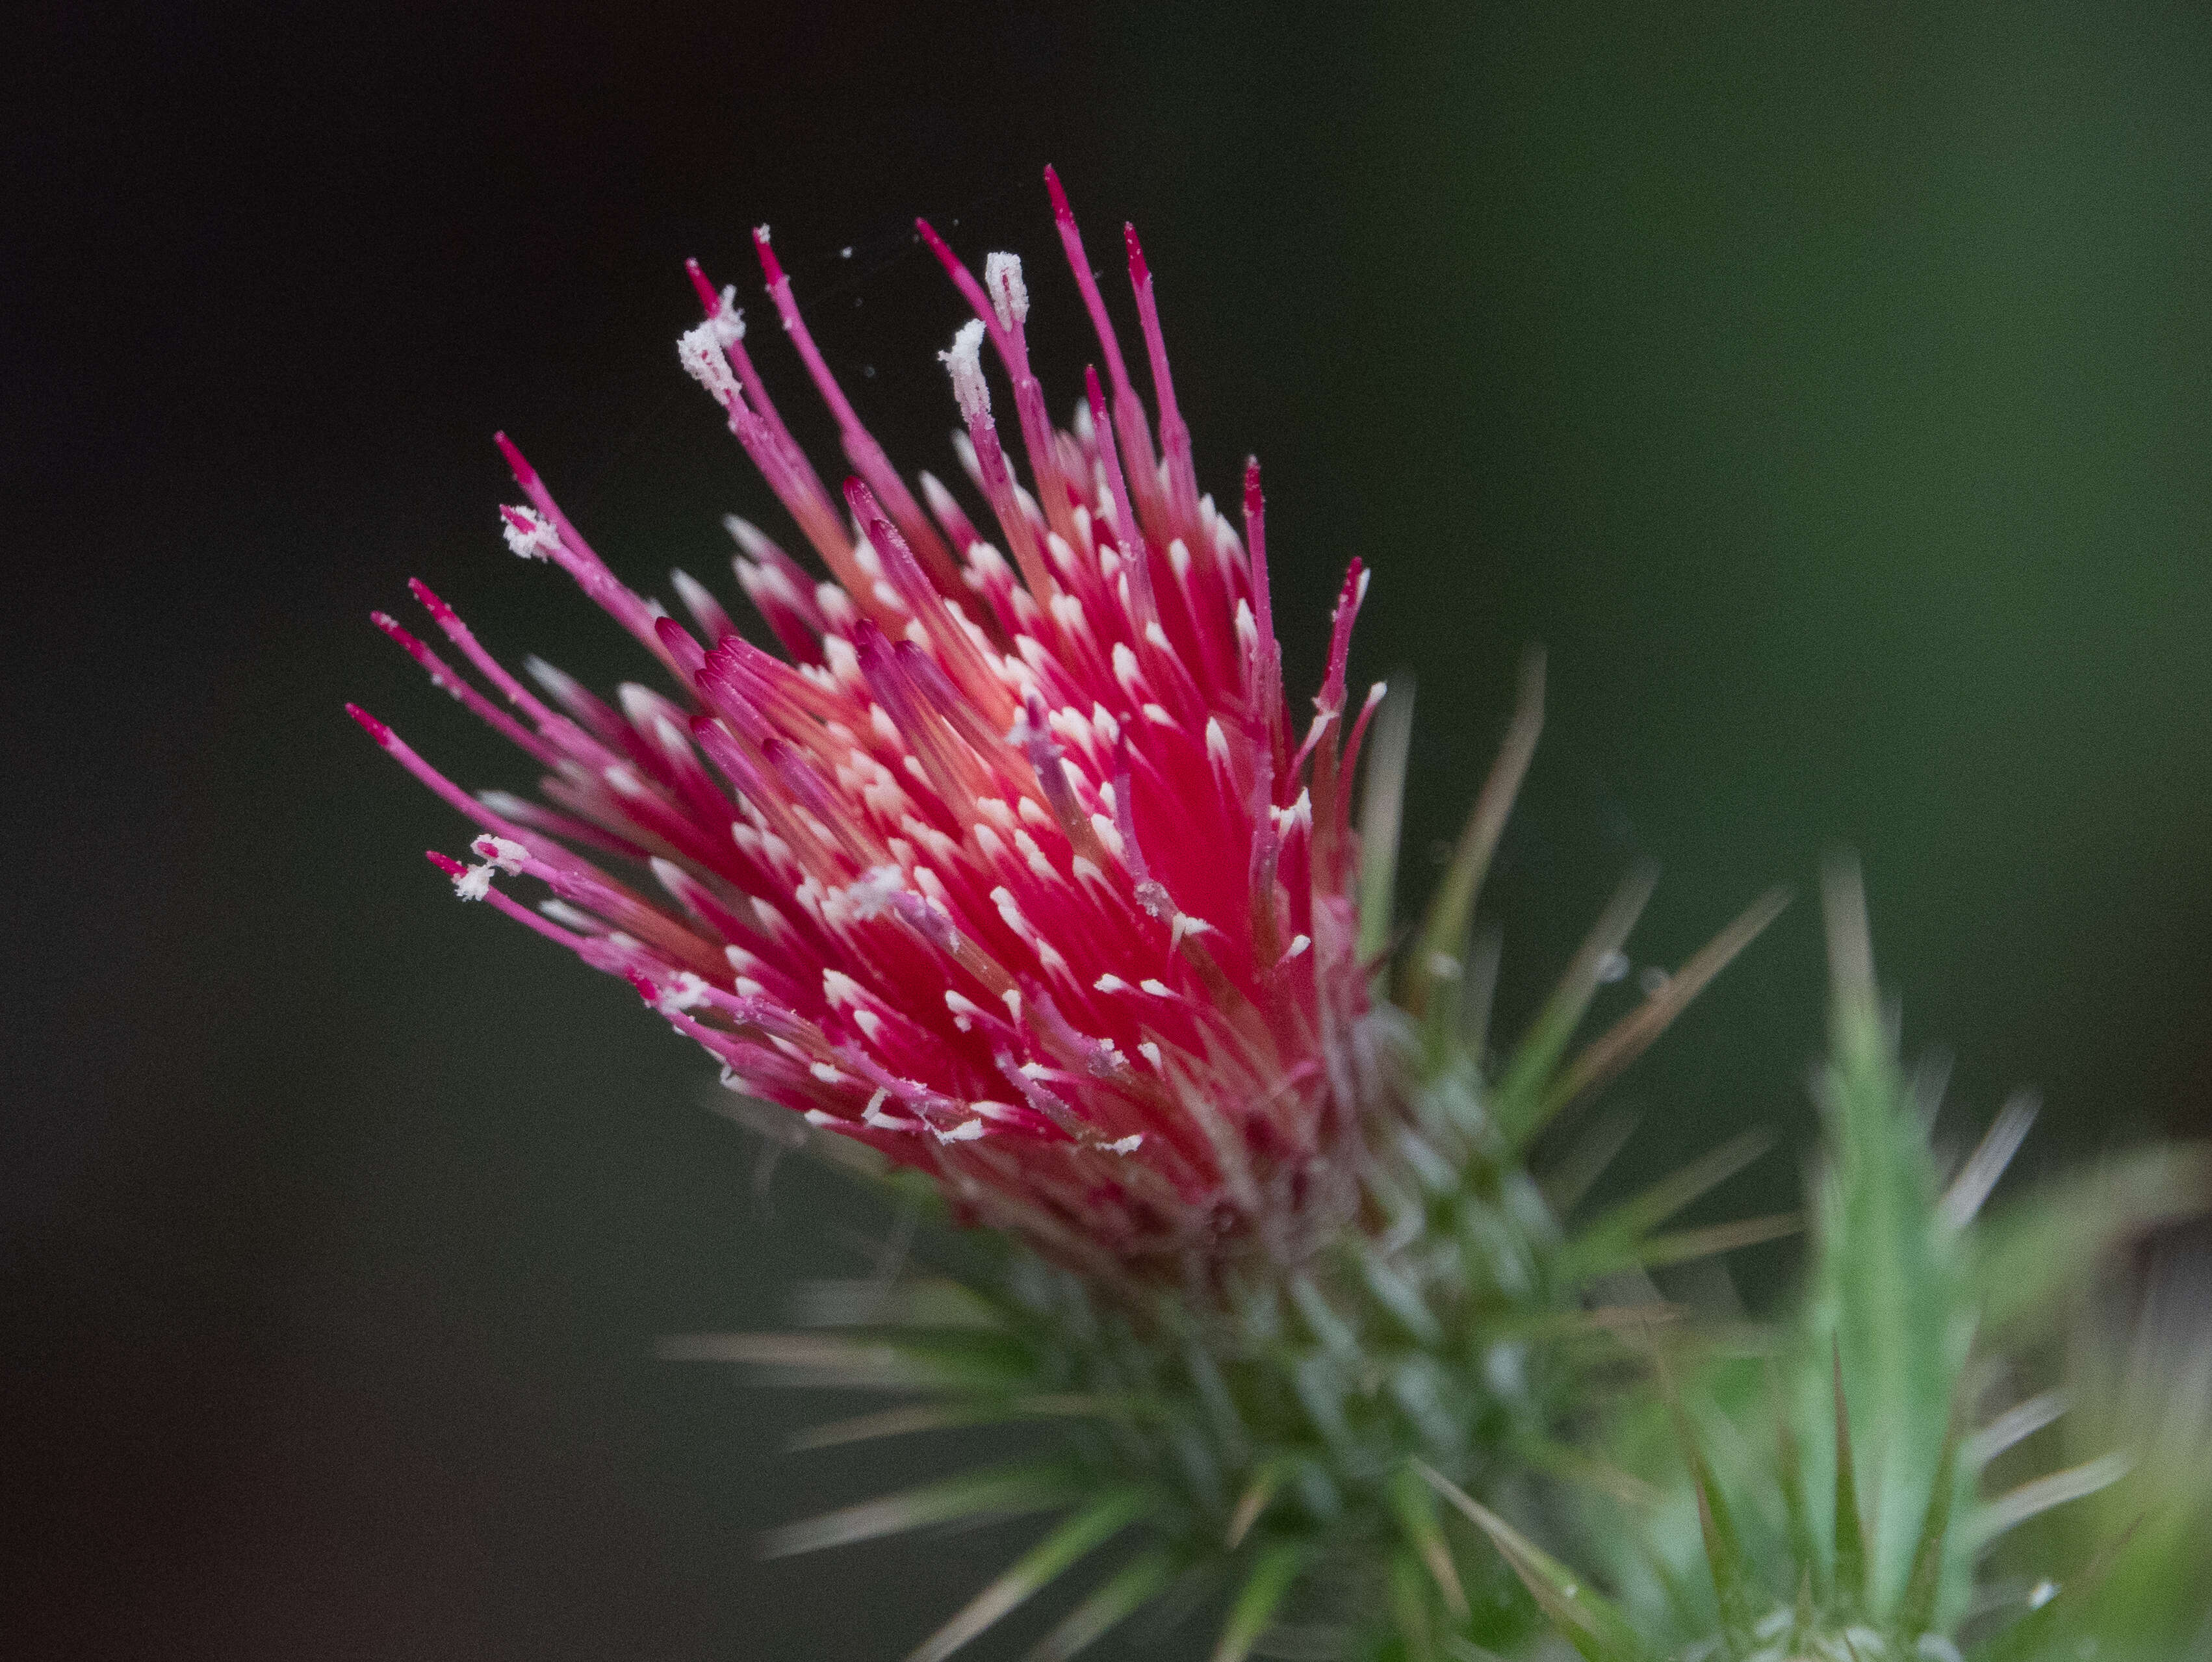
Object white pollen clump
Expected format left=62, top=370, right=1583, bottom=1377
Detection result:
left=658, top=973, right=712, bottom=1014
left=1137, top=1041, right=1164, bottom=1071
left=1139, top=978, right=1174, bottom=997
left=502, top=507, right=561, bottom=562
left=983, top=252, right=1029, bottom=328
left=1103, top=1134, right=1144, bottom=1155
left=803, top=1108, right=837, bottom=1127
left=709, top=286, right=745, bottom=346
left=939, top=319, right=990, bottom=424
left=452, top=862, right=495, bottom=901
left=936, top=1118, right=987, bottom=1144
left=842, top=863, right=907, bottom=919
left=676, top=322, right=742, bottom=409
left=470, top=834, right=531, bottom=874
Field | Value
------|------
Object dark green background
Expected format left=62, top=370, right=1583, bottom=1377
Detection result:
left=8, top=3, right=2207, bottom=1656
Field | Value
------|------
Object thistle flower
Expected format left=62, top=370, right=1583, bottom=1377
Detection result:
left=356, top=172, right=1805, bottom=1661
left=354, top=171, right=1385, bottom=1287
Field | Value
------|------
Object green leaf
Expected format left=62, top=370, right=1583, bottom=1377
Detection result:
left=1493, top=862, right=1658, bottom=1147
left=1770, top=1368, right=1821, bottom=1602
left=1209, top=1540, right=1313, bottom=1662
left=786, top=1393, right=1131, bottom=1452
left=1896, top=1392, right=1965, bottom=1637
left=1831, top=1345, right=1868, bottom=1613
left=1405, top=650, right=1543, bottom=1030
left=1224, top=1457, right=1291, bottom=1550
left=1536, top=886, right=1791, bottom=1127
left=1523, top=1440, right=1664, bottom=1512
left=905, top=1488, right=1153, bottom=1662
left=788, top=1275, right=1006, bottom=1329
left=1936, top=1092, right=2038, bottom=1233
left=1629, top=1212, right=1801, bottom=1272
left=1024, top=1550, right=1174, bottom=1662
left=1415, top=1460, right=1646, bottom=1662
left=1657, top=1366, right=1756, bottom=1656
left=1560, top=1131, right=1774, bottom=1280
left=1389, top=1549, right=1439, bottom=1662
left=1966, top=1452, right=2134, bottom=1550
left=1389, top=1463, right=1471, bottom=1620
left=1356, top=675, right=1417, bottom=973
left=760, top=1461, right=1080, bottom=1557
left=1806, top=857, right=1971, bottom=1612
left=655, top=1329, right=1035, bottom=1392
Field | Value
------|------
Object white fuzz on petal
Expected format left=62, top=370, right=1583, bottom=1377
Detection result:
left=658, top=972, right=712, bottom=1014
left=710, top=286, right=745, bottom=346
left=677, top=322, right=742, bottom=409
left=470, top=834, right=531, bottom=874
left=842, top=863, right=908, bottom=919
left=984, top=252, right=1029, bottom=328
left=502, top=507, right=561, bottom=562
left=940, top=319, right=990, bottom=424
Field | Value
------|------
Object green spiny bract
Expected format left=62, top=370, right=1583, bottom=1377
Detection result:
left=688, top=666, right=1796, bottom=1662
left=1483, top=861, right=2211, bottom=1662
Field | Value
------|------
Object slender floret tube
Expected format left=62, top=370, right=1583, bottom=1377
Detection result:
left=354, top=170, right=1383, bottom=1284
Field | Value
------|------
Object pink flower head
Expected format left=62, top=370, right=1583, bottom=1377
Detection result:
left=355, top=170, right=1385, bottom=1282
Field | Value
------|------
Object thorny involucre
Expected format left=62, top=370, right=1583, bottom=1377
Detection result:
left=354, top=170, right=1389, bottom=1288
